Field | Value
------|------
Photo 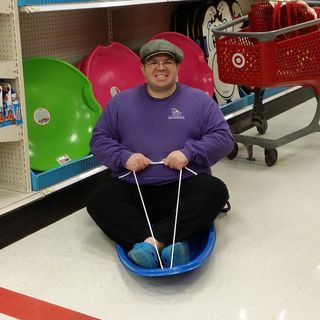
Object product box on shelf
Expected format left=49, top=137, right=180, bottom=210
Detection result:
left=3, top=83, right=13, bottom=126
left=12, top=89, right=23, bottom=125
left=30, top=154, right=101, bottom=191
left=17, top=0, right=95, bottom=6
left=0, top=81, right=23, bottom=127
left=0, top=86, right=3, bottom=128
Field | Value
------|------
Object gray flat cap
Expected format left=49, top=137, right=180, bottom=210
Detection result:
left=140, top=39, right=184, bottom=63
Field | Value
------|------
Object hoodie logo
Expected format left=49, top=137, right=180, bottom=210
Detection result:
left=168, top=108, right=185, bottom=120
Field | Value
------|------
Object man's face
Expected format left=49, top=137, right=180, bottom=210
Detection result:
left=141, top=53, right=180, bottom=95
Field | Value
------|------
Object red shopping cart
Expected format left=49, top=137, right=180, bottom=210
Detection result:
left=213, top=2, right=320, bottom=166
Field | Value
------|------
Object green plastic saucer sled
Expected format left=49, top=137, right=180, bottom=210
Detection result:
left=23, top=57, right=101, bottom=171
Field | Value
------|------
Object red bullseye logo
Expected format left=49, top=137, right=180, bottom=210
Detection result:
left=232, top=53, right=245, bottom=68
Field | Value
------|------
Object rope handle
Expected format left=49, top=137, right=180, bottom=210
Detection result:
left=170, top=169, right=182, bottom=269
left=132, top=171, right=164, bottom=269
left=118, top=162, right=197, bottom=179
left=119, top=162, right=197, bottom=269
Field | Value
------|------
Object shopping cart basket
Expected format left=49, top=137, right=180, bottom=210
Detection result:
left=213, top=4, right=320, bottom=166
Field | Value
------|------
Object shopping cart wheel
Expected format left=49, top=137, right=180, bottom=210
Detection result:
left=227, top=142, right=239, bottom=160
left=264, top=148, right=278, bottom=167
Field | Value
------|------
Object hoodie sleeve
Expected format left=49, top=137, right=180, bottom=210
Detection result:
left=89, top=103, right=132, bottom=171
left=180, top=99, right=234, bottom=167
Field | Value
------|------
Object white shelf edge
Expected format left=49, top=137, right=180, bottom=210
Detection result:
left=0, top=0, right=12, bottom=14
left=0, top=165, right=108, bottom=215
left=0, top=60, right=18, bottom=79
left=0, top=190, right=44, bottom=216
left=0, top=125, right=23, bottom=142
left=18, top=0, right=184, bottom=13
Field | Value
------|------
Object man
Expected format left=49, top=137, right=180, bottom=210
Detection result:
left=87, top=39, right=234, bottom=269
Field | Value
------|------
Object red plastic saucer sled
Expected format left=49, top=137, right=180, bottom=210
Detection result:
left=77, top=42, right=145, bottom=109
left=151, top=31, right=214, bottom=96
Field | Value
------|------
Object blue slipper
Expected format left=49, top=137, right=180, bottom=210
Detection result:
left=161, top=241, right=190, bottom=267
left=127, top=242, right=159, bottom=268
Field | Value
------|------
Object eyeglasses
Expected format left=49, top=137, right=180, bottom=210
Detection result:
left=144, top=59, right=177, bottom=68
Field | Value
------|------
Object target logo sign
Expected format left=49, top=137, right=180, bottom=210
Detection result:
left=232, top=53, right=245, bottom=68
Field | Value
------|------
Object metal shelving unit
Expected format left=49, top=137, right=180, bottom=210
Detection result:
left=0, top=0, right=186, bottom=215
left=0, top=0, right=32, bottom=214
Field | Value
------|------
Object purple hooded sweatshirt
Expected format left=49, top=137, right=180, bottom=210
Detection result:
left=90, top=83, right=234, bottom=185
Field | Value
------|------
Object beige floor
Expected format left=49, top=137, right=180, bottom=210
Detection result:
left=0, top=97, right=319, bottom=320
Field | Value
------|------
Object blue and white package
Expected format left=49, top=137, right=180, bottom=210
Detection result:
left=0, top=86, right=4, bottom=128
left=2, top=82, right=14, bottom=126
left=11, top=89, right=23, bottom=125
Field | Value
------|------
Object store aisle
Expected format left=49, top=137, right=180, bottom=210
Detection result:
left=0, top=97, right=319, bottom=320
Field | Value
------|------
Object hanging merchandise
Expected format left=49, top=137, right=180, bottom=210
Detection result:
left=77, top=43, right=145, bottom=109
left=151, top=32, right=214, bottom=97
left=23, top=57, right=101, bottom=172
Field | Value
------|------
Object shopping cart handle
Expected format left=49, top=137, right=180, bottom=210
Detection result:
left=306, top=1, right=320, bottom=5
left=213, top=15, right=248, bottom=33
left=213, top=15, right=320, bottom=42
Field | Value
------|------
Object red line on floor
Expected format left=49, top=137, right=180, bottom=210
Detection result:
left=0, top=287, right=100, bottom=320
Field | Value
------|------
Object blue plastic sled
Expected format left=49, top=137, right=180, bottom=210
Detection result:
left=116, top=224, right=216, bottom=277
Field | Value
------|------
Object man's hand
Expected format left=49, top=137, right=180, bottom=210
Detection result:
left=125, top=153, right=151, bottom=172
left=162, top=151, right=189, bottom=170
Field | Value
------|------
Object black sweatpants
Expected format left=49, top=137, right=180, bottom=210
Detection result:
left=87, top=174, right=229, bottom=251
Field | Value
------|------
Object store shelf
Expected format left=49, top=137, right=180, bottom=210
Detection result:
left=227, top=86, right=314, bottom=135
left=1, top=0, right=181, bottom=216
left=6, top=0, right=309, bottom=217
left=18, top=0, right=186, bottom=13
left=40, top=164, right=107, bottom=195
left=31, top=154, right=103, bottom=191
left=0, top=0, right=12, bottom=14
left=224, top=87, right=295, bottom=121
left=0, top=164, right=107, bottom=215
left=0, top=125, right=23, bottom=142
left=0, top=187, right=43, bottom=216
left=0, top=60, right=18, bottom=79
left=220, top=87, right=284, bottom=117
left=0, top=0, right=31, bottom=199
